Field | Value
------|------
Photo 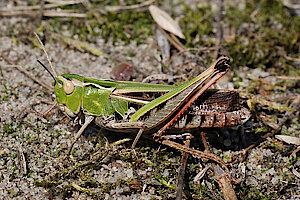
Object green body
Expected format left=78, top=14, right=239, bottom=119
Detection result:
left=54, top=74, right=176, bottom=118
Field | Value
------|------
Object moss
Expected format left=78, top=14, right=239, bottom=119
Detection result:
left=225, top=0, right=300, bottom=71
left=190, top=179, right=222, bottom=199
left=102, top=9, right=153, bottom=44
left=180, top=4, right=214, bottom=48
left=34, top=179, right=61, bottom=188
left=254, top=126, right=268, bottom=134
left=47, top=0, right=154, bottom=45
left=3, top=123, right=18, bottom=134
left=240, top=185, right=279, bottom=199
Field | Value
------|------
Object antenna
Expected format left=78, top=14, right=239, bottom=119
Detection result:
left=37, top=60, right=56, bottom=82
left=34, top=32, right=58, bottom=78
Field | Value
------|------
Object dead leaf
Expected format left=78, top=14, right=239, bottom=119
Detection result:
left=275, top=135, right=300, bottom=145
left=112, top=62, right=135, bottom=81
left=193, top=166, right=209, bottom=182
left=149, top=5, right=185, bottom=39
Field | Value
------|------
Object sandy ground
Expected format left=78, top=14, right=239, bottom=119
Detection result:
left=0, top=2, right=299, bottom=200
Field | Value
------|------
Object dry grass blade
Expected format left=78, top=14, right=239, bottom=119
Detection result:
left=0, top=54, right=54, bottom=92
left=52, top=33, right=107, bottom=56
left=105, top=0, right=155, bottom=12
left=276, top=76, right=300, bottom=80
left=275, top=135, right=300, bottom=145
left=1, top=0, right=84, bottom=11
left=193, top=166, right=209, bottom=182
left=17, top=146, right=28, bottom=175
left=149, top=5, right=185, bottom=39
left=0, top=10, right=86, bottom=18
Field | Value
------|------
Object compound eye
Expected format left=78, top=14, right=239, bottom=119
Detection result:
left=63, top=80, right=74, bottom=95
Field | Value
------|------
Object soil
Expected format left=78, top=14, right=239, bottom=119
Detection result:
left=0, top=0, right=299, bottom=199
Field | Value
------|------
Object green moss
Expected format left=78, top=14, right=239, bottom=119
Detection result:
left=47, top=1, right=154, bottom=45
left=180, top=4, right=214, bottom=48
left=34, top=179, right=61, bottom=188
left=225, top=0, right=300, bottom=71
left=100, top=9, right=153, bottom=44
left=3, top=123, right=18, bottom=134
left=254, top=126, right=268, bottom=134
left=240, top=185, right=278, bottom=199
left=9, top=166, right=17, bottom=181
left=190, top=179, right=221, bottom=199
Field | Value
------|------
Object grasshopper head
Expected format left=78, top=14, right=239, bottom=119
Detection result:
left=56, top=75, right=75, bottom=95
left=54, top=75, right=82, bottom=116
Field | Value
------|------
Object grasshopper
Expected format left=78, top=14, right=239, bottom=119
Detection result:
left=34, top=32, right=251, bottom=200
left=45, top=59, right=250, bottom=160
left=37, top=37, right=250, bottom=199
left=35, top=33, right=250, bottom=165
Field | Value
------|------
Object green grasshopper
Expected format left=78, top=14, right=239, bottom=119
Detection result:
left=34, top=33, right=252, bottom=200
left=35, top=33, right=250, bottom=163
left=44, top=57, right=250, bottom=156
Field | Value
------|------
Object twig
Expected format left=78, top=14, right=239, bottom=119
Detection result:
left=200, top=132, right=238, bottom=200
left=0, top=10, right=86, bottom=18
left=0, top=0, right=84, bottom=11
left=105, top=0, right=155, bottom=12
left=161, top=139, right=230, bottom=174
left=276, top=76, right=300, bottom=80
left=176, top=134, right=192, bottom=200
left=214, top=165, right=238, bottom=200
left=158, top=26, right=186, bottom=52
left=200, top=131, right=210, bottom=151
left=0, top=54, right=53, bottom=92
